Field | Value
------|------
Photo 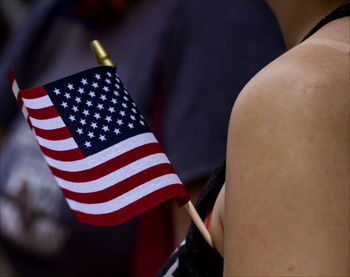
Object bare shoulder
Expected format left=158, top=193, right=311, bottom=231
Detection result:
left=229, top=33, right=349, bottom=139
left=222, top=30, right=349, bottom=276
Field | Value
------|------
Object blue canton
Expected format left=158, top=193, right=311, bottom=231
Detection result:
left=44, top=66, right=149, bottom=157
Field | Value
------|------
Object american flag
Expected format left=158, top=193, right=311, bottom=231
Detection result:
left=8, top=66, right=189, bottom=226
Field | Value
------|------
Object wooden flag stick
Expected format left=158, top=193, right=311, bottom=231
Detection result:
left=184, top=201, right=213, bottom=247
left=90, top=39, right=213, bottom=248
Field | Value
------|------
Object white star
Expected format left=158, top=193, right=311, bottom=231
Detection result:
left=92, top=82, right=98, bottom=88
left=119, top=110, right=126, bottom=117
left=53, top=88, right=60, bottom=95
left=105, top=78, right=111, bottom=84
left=111, top=98, right=117, bottom=104
left=69, top=115, right=75, bottom=121
left=117, top=119, right=123, bottom=125
left=80, top=118, right=86, bottom=125
left=122, top=103, right=127, bottom=108
left=67, top=83, right=74, bottom=90
left=100, top=94, right=107, bottom=101
left=102, top=125, right=109, bottom=132
left=113, top=90, right=119, bottom=96
left=97, top=103, right=104, bottom=110
left=103, top=86, right=109, bottom=92
left=132, top=102, right=136, bottom=107
left=94, top=113, right=101, bottom=119
left=107, top=72, right=112, bottom=77
left=105, top=116, right=112, bottom=122
left=86, top=100, right=92, bottom=107
left=64, top=92, right=71, bottom=99
left=72, top=105, right=79, bottom=112
left=124, top=89, right=128, bottom=95
left=89, top=91, right=96, bottom=97
left=81, top=78, right=88, bottom=85
left=131, top=108, right=137, bottom=113
left=75, top=96, right=81, bottom=103
left=95, top=74, right=101, bottom=80
left=140, top=120, right=145, bottom=126
left=78, top=87, right=84, bottom=94
left=115, top=83, right=120, bottom=89
left=87, top=132, right=94, bottom=138
left=61, top=101, right=68, bottom=108
left=130, top=115, right=136, bottom=121
left=108, top=107, right=115, bottom=113
left=116, top=77, right=120, bottom=83
left=91, top=122, right=97, bottom=129
left=114, top=128, right=120, bottom=135
left=83, top=109, right=89, bottom=116
left=128, top=123, right=134, bottom=129
left=77, top=128, right=83, bottom=135
left=123, top=96, right=128, bottom=101
left=84, top=141, right=91, bottom=148
left=99, top=134, right=106, bottom=141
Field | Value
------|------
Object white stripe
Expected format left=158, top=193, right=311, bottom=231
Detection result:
left=66, top=173, right=181, bottom=214
left=162, top=239, right=185, bottom=276
left=22, top=95, right=52, bottom=109
left=164, top=258, right=179, bottom=277
left=44, top=132, right=157, bottom=171
left=54, top=153, right=171, bottom=193
left=36, top=136, right=78, bottom=151
left=29, top=116, right=65, bottom=130
left=12, top=80, right=19, bottom=98
left=21, top=106, right=28, bottom=119
left=11, top=80, right=28, bottom=119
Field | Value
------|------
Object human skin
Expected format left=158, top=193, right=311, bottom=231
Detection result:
left=210, top=1, right=350, bottom=276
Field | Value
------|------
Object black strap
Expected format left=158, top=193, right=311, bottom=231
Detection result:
left=302, top=3, right=350, bottom=42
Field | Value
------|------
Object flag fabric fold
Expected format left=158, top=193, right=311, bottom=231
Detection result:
left=8, top=66, right=189, bottom=226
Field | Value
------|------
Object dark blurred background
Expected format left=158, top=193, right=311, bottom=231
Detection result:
left=0, top=0, right=285, bottom=276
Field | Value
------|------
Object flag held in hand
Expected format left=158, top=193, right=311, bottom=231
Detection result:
left=8, top=66, right=190, bottom=226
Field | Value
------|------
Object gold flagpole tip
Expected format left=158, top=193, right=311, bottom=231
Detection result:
left=90, top=40, right=116, bottom=69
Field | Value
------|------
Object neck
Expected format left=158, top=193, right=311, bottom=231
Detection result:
left=267, top=0, right=350, bottom=49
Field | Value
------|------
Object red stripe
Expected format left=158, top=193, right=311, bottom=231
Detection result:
left=33, top=126, right=72, bottom=140
left=8, top=69, right=15, bottom=86
left=26, top=105, right=59, bottom=119
left=26, top=106, right=60, bottom=119
left=49, top=143, right=162, bottom=182
left=60, top=163, right=176, bottom=204
left=40, top=145, right=84, bottom=161
left=19, top=86, right=47, bottom=99
left=72, top=184, right=189, bottom=226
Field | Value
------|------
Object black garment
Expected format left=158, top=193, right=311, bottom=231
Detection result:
left=157, top=165, right=225, bottom=277
left=302, top=3, right=350, bottom=42
left=157, top=3, right=350, bottom=277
